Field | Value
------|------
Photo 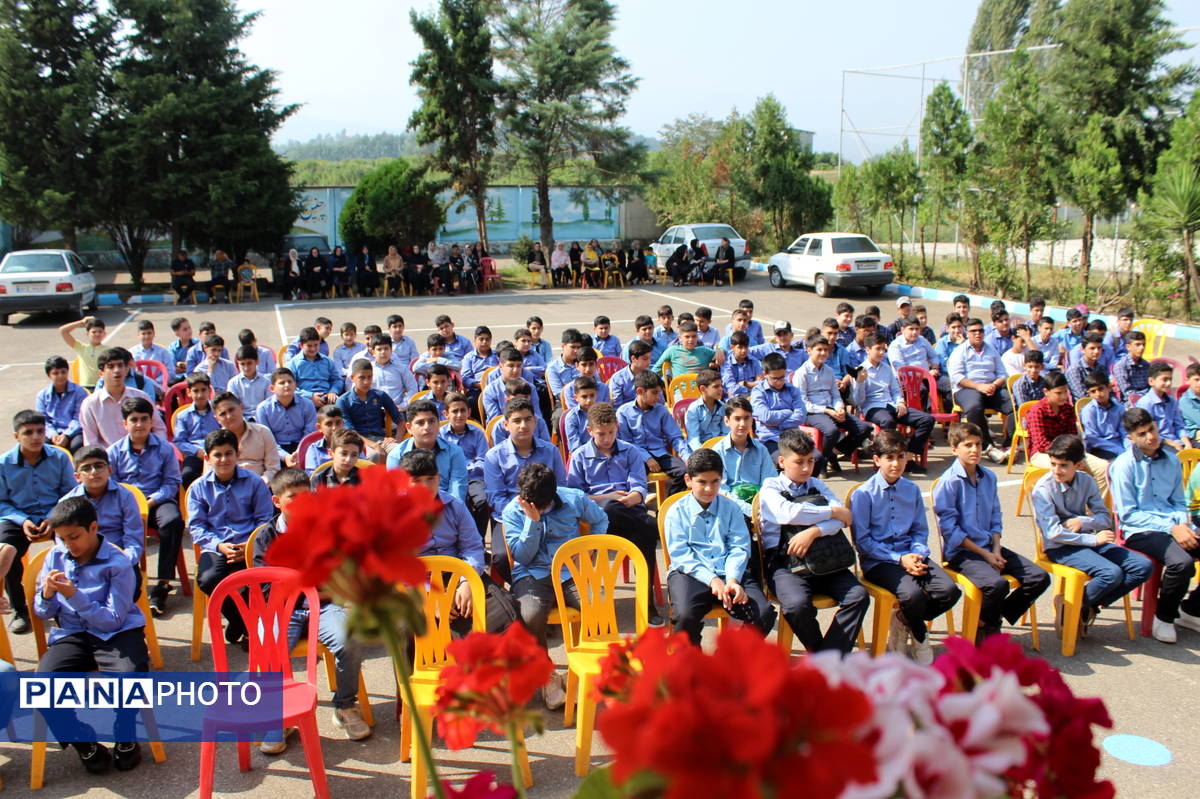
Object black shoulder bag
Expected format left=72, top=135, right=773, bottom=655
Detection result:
left=776, top=488, right=856, bottom=577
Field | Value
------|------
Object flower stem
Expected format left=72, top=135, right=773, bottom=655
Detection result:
left=380, top=617, right=447, bottom=799
left=507, top=721, right=527, bottom=799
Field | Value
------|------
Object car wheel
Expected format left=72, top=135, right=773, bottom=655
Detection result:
left=0, top=314, right=8, bottom=325
left=77, top=296, right=88, bottom=317
left=814, top=274, right=832, bottom=297
left=733, top=267, right=747, bottom=282
left=866, top=285, right=883, bottom=297
left=769, top=266, right=786, bottom=288
left=86, top=292, right=98, bottom=312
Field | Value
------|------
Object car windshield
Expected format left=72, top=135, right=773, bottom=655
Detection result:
left=692, top=225, right=740, bottom=241
left=830, top=236, right=880, bottom=254
left=0, top=253, right=67, bottom=273
left=286, top=236, right=328, bottom=251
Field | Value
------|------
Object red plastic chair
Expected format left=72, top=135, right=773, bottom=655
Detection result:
left=200, top=567, right=329, bottom=799
left=481, top=257, right=504, bottom=292
left=1113, top=512, right=1162, bottom=639
left=1176, top=384, right=1188, bottom=399
left=134, top=359, right=170, bottom=393
left=558, top=408, right=573, bottom=467
left=162, top=380, right=190, bottom=417
left=296, top=430, right=324, bottom=469
left=597, top=356, right=627, bottom=383
left=1153, top=357, right=1183, bottom=379
left=672, top=397, right=696, bottom=437
left=798, top=425, right=824, bottom=454
left=897, top=365, right=958, bottom=426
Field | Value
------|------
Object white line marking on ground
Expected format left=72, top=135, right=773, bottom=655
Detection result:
left=102, top=310, right=140, bottom=343
left=636, top=288, right=734, bottom=315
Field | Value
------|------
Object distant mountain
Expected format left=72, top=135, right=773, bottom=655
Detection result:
left=275, top=131, right=433, bottom=161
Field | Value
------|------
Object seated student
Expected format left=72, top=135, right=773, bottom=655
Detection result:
left=1080, top=374, right=1126, bottom=461
left=609, top=340, right=653, bottom=409
left=1135, top=360, right=1192, bottom=451
left=287, top=327, right=342, bottom=409
left=413, top=333, right=463, bottom=387
left=525, top=315, right=553, bottom=364
left=236, top=328, right=277, bottom=378
left=751, top=352, right=807, bottom=459
left=368, top=333, right=419, bottom=412
left=721, top=332, right=762, bottom=400
left=403, top=450, right=515, bottom=634
left=1025, top=371, right=1110, bottom=496
left=331, top=322, right=366, bottom=380
left=934, top=313, right=965, bottom=372
left=566, top=402, right=663, bottom=626
left=1001, top=324, right=1031, bottom=377
left=440, top=392, right=490, bottom=538
left=228, top=345, right=271, bottom=419
left=0, top=410, right=77, bottom=633
left=592, top=315, right=622, bottom=359
left=484, top=398, right=566, bottom=525
left=461, top=325, right=498, bottom=407
left=652, top=305, right=676, bottom=351
left=819, top=317, right=858, bottom=398
left=563, top=349, right=610, bottom=408
left=95, top=345, right=163, bottom=402
left=483, top=349, right=538, bottom=421
left=684, top=370, right=728, bottom=452
left=336, top=358, right=402, bottom=461
left=1105, top=307, right=1134, bottom=359
left=81, top=348, right=167, bottom=449
left=933, top=422, right=1050, bottom=641
left=561, top=378, right=598, bottom=454
left=193, top=334, right=237, bottom=392
left=435, top=314, right=473, bottom=361
left=1056, top=307, right=1087, bottom=359
left=721, top=299, right=763, bottom=345
left=832, top=302, right=856, bottom=348
left=622, top=315, right=666, bottom=365
left=107, top=397, right=182, bottom=615
left=188, top=428, right=274, bottom=644
left=913, top=304, right=937, bottom=345
left=716, top=309, right=752, bottom=359
left=1012, top=349, right=1047, bottom=407
left=37, top=355, right=88, bottom=452
left=185, top=321, right=227, bottom=374
left=653, top=320, right=716, bottom=378
left=759, top=429, right=867, bottom=653
left=381, top=315, right=417, bottom=368
left=852, top=431, right=961, bottom=664
left=130, top=319, right=173, bottom=378
left=546, top=329, right=584, bottom=405
left=707, top=397, right=774, bottom=515
left=63, top=446, right=143, bottom=567
left=888, top=317, right=948, bottom=397
left=168, top=317, right=198, bottom=384
left=665, top=449, right=775, bottom=646
left=1066, top=320, right=1117, bottom=372
left=512, top=328, right=547, bottom=385
left=256, top=368, right=318, bottom=467
left=251, top=468, right=371, bottom=750
left=794, top=335, right=871, bottom=475
left=284, top=317, right=333, bottom=361
left=174, top=373, right=219, bottom=485
left=502, top=461, right=607, bottom=706
left=1028, top=316, right=1061, bottom=372
left=420, top=364, right=454, bottom=417
left=854, top=332, right=934, bottom=470
left=1033, top=434, right=1152, bottom=634
left=387, top=399, right=468, bottom=496
left=213, top=392, right=280, bottom=482
left=1181, top=362, right=1200, bottom=442
left=1065, top=332, right=1109, bottom=403
left=617, top=371, right=689, bottom=494
left=749, top=320, right=805, bottom=374
left=58, top=315, right=108, bottom=390
left=1111, top=330, right=1150, bottom=402
left=304, top=405, right=345, bottom=472
left=948, top=318, right=1014, bottom=464
left=35, top=497, right=148, bottom=774
left=1111, top=408, right=1200, bottom=643
left=311, top=429, right=364, bottom=488
left=843, top=315, right=874, bottom=372
left=490, top=380, right=553, bottom=444
left=984, top=308, right=1015, bottom=357
left=1024, top=295, right=1046, bottom=328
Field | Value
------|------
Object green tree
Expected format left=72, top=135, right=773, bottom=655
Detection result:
left=339, top=159, right=446, bottom=256
left=1144, top=165, right=1200, bottom=315
left=863, top=145, right=920, bottom=277
left=0, top=0, right=114, bottom=250
left=491, top=0, right=642, bottom=253
left=410, top=0, right=499, bottom=250
left=1154, top=86, right=1200, bottom=174
left=919, top=82, right=972, bottom=276
left=833, top=163, right=867, bottom=235
left=1064, top=115, right=1124, bottom=296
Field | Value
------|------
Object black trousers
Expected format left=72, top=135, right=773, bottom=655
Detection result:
left=404, top=267, right=430, bottom=295
left=449, top=575, right=518, bottom=638
left=600, top=500, right=659, bottom=605
left=512, top=576, right=581, bottom=647
left=38, top=627, right=149, bottom=743
left=467, top=479, right=491, bottom=543
left=1124, top=531, right=1200, bottom=623
left=171, top=276, right=195, bottom=303
left=198, top=550, right=248, bottom=640
left=947, top=547, right=1049, bottom=627
left=865, top=561, right=961, bottom=643
left=385, top=274, right=403, bottom=296
left=181, top=454, right=204, bottom=487
left=805, top=413, right=872, bottom=465
left=149, top=500, right=184, bottom=585
left=0, top=519, right=35, bottom=615
left=648, top=452, right=686, bottom=496
left=356, top=270, right=378, bottom=296
left=768, top=563, right=868, bottom=653
left=953, top=387, right=1014, bottom=449
left=668, top=570, right=774, bottom=645
left=865, top=406, right=936, bottom=456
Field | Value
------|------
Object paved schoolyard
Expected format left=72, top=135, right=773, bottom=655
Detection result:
left=0, top=274, right=1194, bottom=797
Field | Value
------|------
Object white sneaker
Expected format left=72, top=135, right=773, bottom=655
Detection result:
left=886, top=607, right=908, bottom=653
left=908, top=636, right=935, bottom=666
left=333, top=706, right=372, bottom=741
left=1152, top=617, right=1178, bottom=643
left=987, top=447, right=1008, bottom=464
left=1176, top=610, right=1200, bottom=634
left=259, top=726, right=297, bottom=755
left=542, top=673, right=567, bottom=710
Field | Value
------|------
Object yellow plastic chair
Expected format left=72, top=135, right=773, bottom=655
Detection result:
left=1007, top=400, right=1041, bottom=476
left=234, top=265, right=259, bottom=303
left=665, top=372, right=700, bottom=408
left=656, top=492, right=728, bottom=631
left=1021, top=468, right=1134, bottom=656
left=309, top=459, right=374, bottom=480
left=552, top=535, right=648, bottom=776
left=181, top=484, right=215, bottom=663
left=700, top=435, right=726, bottom=450
left=842, top=484, right=907, bottom=656
left=1132, top=318, right=1165, bottom=359
left=1074, top=395, right=1092, bottom=428
left=1176, top=447, right=1200, bottom=487
left=485, top=416, right=502, bottom=445
left=118, top=482, right=165, bottom=668
left=69, top=357, right=81, bottom=385
left=440, top=418, right=491, bottom=447
left=243, top=527, right=375, bottom=728
left=22, top=547, right=168, bottom=789
left=409, top=388, right=432, bottom=405
left=401, top=556, right=533, bottom=799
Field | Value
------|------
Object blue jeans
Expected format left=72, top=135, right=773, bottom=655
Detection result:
left=1044, top=543, right=1153, bottom=609
left=286, top=603, right=363, bottom=709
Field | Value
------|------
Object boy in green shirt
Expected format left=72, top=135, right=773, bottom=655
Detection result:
left=653, top=320, right=716, bottom=378
left=59, top=316, right=108, bottom=389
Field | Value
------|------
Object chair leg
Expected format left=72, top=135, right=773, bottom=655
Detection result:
left=563, top=668, right=578, bottom=726
left=191, top=590, right=206, bottom=662
left=357, top=674, right=375, bottom=727
left=139, top=592, right=164, bottom=669
left=140, top=709, right=167, bottom=762
left=1141, top=567, right=1162, bottom=637
left=516, top=725, right=534, bottom=788
left=178, top=549, right=193, bottom=596
left=1122, top=593, right=1136, bottom=640
left=1061, top=577, right=1086, bottom=657
left=1006, top=437, right=1019, bottom=473
left=1015, top=482, right=1028, bottom=517
left=237, top=739, right=251, bottom=772
left=574, top=673, right=597, bottom=777
left=399, top=702, right=412, bottom=762
left=777, top=615, right=794, bottom=656
left=1027, top=600, right=1039, bottom=651
left=199, top=741, right=216, bottom=799
left=30, top=740, right=45, bottom=790
left=298, top=713, right=332, bottom=799
left=870, top=595, right=895, bottom=656
left=321, top=647, right=337, bottom=691
left=409, top=706, right=433, bottom=799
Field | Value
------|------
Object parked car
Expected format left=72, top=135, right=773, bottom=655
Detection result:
left=0, top=249, right=98, bottom=324
left=767, top=232, right=894, bottom=297
left=650, top=223, right=751, bottom=281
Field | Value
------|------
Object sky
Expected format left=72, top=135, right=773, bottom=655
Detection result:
left=240, top=0, right=1200, bottom=162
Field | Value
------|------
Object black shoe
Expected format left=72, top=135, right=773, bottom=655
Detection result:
left=149, top=583, right=170, bottom=617
left=647, top=608, right=665, bottom=628
left=9, top=613, right=29, bottom=634
left=75, top=742, right=112, bottom=774
left=826, top=457, right=843, bottom=474
left=225, top=622, right=247, bottom=646
left=113, top=742, right=142, bottom=771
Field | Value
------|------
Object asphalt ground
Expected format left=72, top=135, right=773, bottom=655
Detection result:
left=0, top=274, right=1195, bottom=797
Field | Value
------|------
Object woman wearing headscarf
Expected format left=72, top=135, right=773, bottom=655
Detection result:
left=355, top=245, right=378, bottom=297
left=568, top=241, right=583, bottom=286
left=430, top=243, right=454, bottom=295
left=461, top=243, right=481, bottom=293
left=404, top=244, right=431, bottom=295
left=383, top=244, right=404, bottom=297
left=581, top=240, right=602, bottom=287
left=626, top=240, right=649, bottom=284
left=329, top=245, right=350, bottom=297
left=303, top=246, right=327, bottom=298
left=282, top=247, right=302, bottom=300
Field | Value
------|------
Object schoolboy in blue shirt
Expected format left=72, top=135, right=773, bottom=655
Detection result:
left=1135, top=360, right=1191, bottom=450
left=852, top=431, right=960, bottom=665
left=440, top=392, right=490, bottom=538
left=387, top=400, right=468, bottom=499
left=484, top=399, right=566, bottom=524
left=652, top=305, right=677, bottom=351
left=1110, top=408, right=1200, bottom=643
left=546, top=328, right=584, bottom=400
left=284, top=317, right=332, bottom=360
left=1028, top=316, right=1061, bottom=371
left=256, top=367, right=318, bottom=467
left=63, top=446, right=143, bottom=567
left=933, top=422, right=1050, bottom=641
left=36, top=496, right=148, bottom=773
left=854, top=332, right=935, bottom=467
left=228, top=346, right=272, bottom=418
left=167, top=316, right=197, bottom=383
left=192, top=334, right=238, bottom=392
left=948, top=318, right=1014, bottom=460
left=187, top=428, right=274, bottom=644
left=130, top=319, right=173, bottom=378
left=1080, top=375, right=1126, bottom=460
left=174, top=373, right=219, bottom=486
left=185, top=321, right=229, bottom=374
left=461, top=325, right=498, bottom=407
left=369, top=333, right=419, bottom=411
left=107, top=397, right=183, bottom=615
left=793, top=335, right=871, bottom=476
left=1066, top=321, right=1116, bottom=371
left=287, top=327, right=342, bottom=408
left=1032, top=434, right=1151, bottom=635
left=622, top=315, right=666, bottom=364
left=0, top=410, right=77, bottom=632
left=1180, top=362, right=1200, bottom=441
left=934, top=313, right=966, bottom=371
left=1012, top=350, right=1047, bottom=407
left=695, top=307, right=721, bottom=349
left=490, top=380, right=553, bottom=445
left=984, top=309, right=1015, bottom=356
left=721, top=331, right=761, bottom=399
left=592, top=315, right=622, bottom=358
left=336, top=358, right=403, bottom=461
left=751, top=352, right=806, bottom=458
left=1107, top=308, right=1134, bottom=359
left=711, top=397, right=774, bottom=516
left=512, top=329, right=547, bottom=384
left=434, top=314, right=472, bottom=361
left=665, top=449, right=774, bottom=645
left=37, top=355, right=87, bottom=452
left=1066, top=333, right=1109, bottom=403
left=386, top=315, right=420, bottom=367
left=684, top=370, right=728, bottom=452
left=236, top=328, right=277, bottom=378
left=563, top=353, right=611, bottom=407
left=610, top=341, right=653, bottom=408
left=1055, top=308, right=1086, bottom=356
left=567, top=402, right=662, bottom=625
left=302, top=406, right=344, bottom=472
left=482, top=350, right=541, bottom=421
left=759, top=429, right=867, bottom=653
left=1111, top=330, right=1150, bottom=402
left=331, top=322, right=367, bottom=379
left=723, top=299, right=764, bottom=346
left=617, top=371, right=689, bottom=494
left=749, top=321, right=805, bottom=373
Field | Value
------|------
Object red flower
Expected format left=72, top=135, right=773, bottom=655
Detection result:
left=441, top=771, right=517, bottom=799
left=266, top=466, right=440, bottom=597
left=435, top=624, right=554, bottom=749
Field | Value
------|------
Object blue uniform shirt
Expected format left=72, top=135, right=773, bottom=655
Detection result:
left=0, top=444, right=77, bottom=526
left=388, top=437, right=468, bottom=501
left=758, top=474, right=844, bottom=551
left=750, top=382, right=806, bottom=443
left=36, top=382, right=88, bottom=439
left=107, top=433, right=180, bottom=507
left=617, top=400, right=688, bottom=459
left=684, top=399, right=729, bottom=452
left=372, top=358, right=419, bottom=409
left=793, top=360, right=842, bottom=414
left=439, top=422, right=489, bottom=481
left=663, top=493, right=750, bottom=584
left=712, top=435, right=775, bottom=515
left=562, top=405, right=590, bottom=454
left=228, top=373, right=272, bottom=419
left=255, top=395, right=318, bottom=451
left=461, top=350, right=499, bottom=389
left=1136, top=389, right=1188, bottom=444
left=567, top=439, right=649, bottom=498
left=593, top=334, right=622, bottom=358
left=286, top=353, right=343, bottom=399
left=421, top=490, right=486, bottom=574
left=723, top=319, right=765, bottom=346
left=1080, top=397, right=1126, bottom=455
left=173, top=403, right=220, bottom=457
left=1110, top=445, right=1188, bottom=536
left=443, top=333, right=473, bottom=362
left=65, top=479, right=143, bottom=565
left=546, top=358, right=581, bottom=397
left=186, top=466, right=274, bottom=552
left=721, top=356, right=761, bottom=398
left=484, top=438, right=566, bottom=522
left=750, top=343, right=805, bottom=373
left=33, top=537, right=145, bottom=643
left=851, top=471, right=930, bottom=572
left=502, top=486, right=608, bottom=581
left=948, top=341, right=1005, bottom=390
left=933, top=459, right=1003, bottom=559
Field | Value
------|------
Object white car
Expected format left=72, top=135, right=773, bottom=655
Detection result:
left=767, top=232, right=894, bottom=297
left=650, top=223, right=751, bottom=280
left=0, top=249, right=98, bottom=324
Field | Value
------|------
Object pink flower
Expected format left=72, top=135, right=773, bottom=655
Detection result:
left=441, top=771, right=517, bottom=799
left=902, top=730, right=976, bottom=799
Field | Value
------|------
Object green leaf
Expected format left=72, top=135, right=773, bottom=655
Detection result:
left=571, top=767, right=665, bottom=799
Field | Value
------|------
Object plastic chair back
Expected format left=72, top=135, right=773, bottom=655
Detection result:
left=310, top=459, right=373, bottom=480
left=1132, top=319, right=1165, bottom=359
left=552, top=534, right=648, bottom=648
left=1023, top=467, right=1052, bottom=557
left=162, top=381, right=190, bottom=417
left=896, top=365, right=930, bottom=410
left=701, top=435, right=725, bottom=450
left=597, top=356, right=627, bottom=383
left=277, top=345, right=290, bottom=368
left=414, top=556, right=486, bottom=673
left=672, top=397, right=696, bottom=434
left=485, top=416, right=502, bottom=444
left=1074, top=395, right=1092, bottom=426
left=167, top=402, right=192, bottom=441
left=296, top=430, right=324, bottom=469
left=558, top=410, right=572, bottom=466
left=243, top=522, right=272, bottom=568
left=1177, top=448, right=1200, bottom=487
left=1006, top=372, right=1021, bottom=399
left=206, top=566, right=318, bottom=684
left=666, top=372, right=700, bottom=408
left=655, top=492, right=690, bottom=570
left=120, top=482, right=150, bottom=528
left=69, top=358, right=82, bottom=385
left=134, top=360, right=170, bottom=392
left=479, top=366, right=499, bottom=392
left=22, top=547, right=53, bottom=657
